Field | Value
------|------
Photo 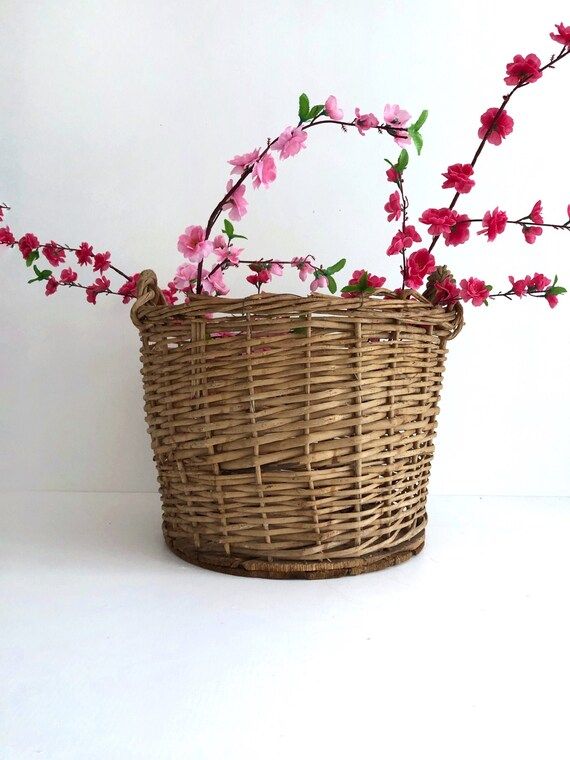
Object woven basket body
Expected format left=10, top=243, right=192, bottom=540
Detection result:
left=132, top=270, right=462, bottom=579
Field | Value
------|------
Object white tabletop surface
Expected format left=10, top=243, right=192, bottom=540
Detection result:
left=2, top=491, right=569, bottom=760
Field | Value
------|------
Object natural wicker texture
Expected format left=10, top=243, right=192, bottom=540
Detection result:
left=132, top=270, right=463, bottom=579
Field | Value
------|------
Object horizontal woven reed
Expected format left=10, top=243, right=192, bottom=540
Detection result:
left=132, top=269, right=463, bottom=579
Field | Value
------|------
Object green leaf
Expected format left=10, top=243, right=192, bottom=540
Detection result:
left=326, top=274, right=337, bottom=294
left=25, top=250, right=39, bottom=267
left=231, top=233, right=248, bottom=240
left=547, top=286, right=567, bottom=296
left=486, top=284, right=493, bottom=292
left=291, top=326, right=308, bottom=335
left=410, top=130, right=423, bottom=156
left=36, top=268, right=52, bottom=281
left=396, top=149, right=409, bottom=173
left=298, top=93, right=310, bottom=122
left=341, top=284, right=360, bottom=293
left=358, top=271, right=369, bottom=289
left=308, top=104, right=324, bottom=120
left=223, top=219, right=234, bottom=238
left=27, top=277, right=39, bottom=284
left=412, top=109, right=428, bottom=132
left=326, top=258, right=346, bottom=275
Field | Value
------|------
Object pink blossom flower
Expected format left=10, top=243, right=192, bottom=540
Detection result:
left=228, top=149, right=260, bottom=175
left=246, top=269, right=271, bottom=288
left=404, top=249, right=436, bottom=290
left=522, top=225, right=542, bottom=244
left=291, top=256, right=314, bottom=281
left=252, top=154, right=277, bottom=189
left=93, top=251, right=111, bottom=273
left=384, top=103, right=411, bottom=128
left=477, top=208, right=508, bottom=241
left=529, top=273, right=551, bottom=291
left=419, top=208, right=458, bottom=237
left=383, top=104, right=411, bottom=146
left=367, top=274, right=386, bottom=288
left=441, top=163, right=475, bottom=194
left=0, top=207, right=3, bottom=222
left=460, top=277, right=490, bottom=306
left=203, top=268, right=229, bottom=296
left=433, top=276, right=460, bottom=306
left=177, top=225, right=213, bottom=262
left=386, top=166, right=400, bottom=183
left=508, top=275, right=531, bottom=297
left=386, top=225, right=422, bottom=256
left=223, top=180, right=248, bottom=221
left=354, top=108, right=379, bottom=136
left=86, top=276, right=111, bottom=304
left=162, top=282, right=178, bottom=305
left=342, top=269, right=386, bottom=297
left=42, top=241, right=66, bottom=267
left=213, top=235, right=242, bottom=265
left=117, top=273, right=140, bottom=303
left=529, top=200, right=543, bottom=224
left=550, top=22, right=570, bottom=46
left=45, top=276, right=59, bottom=296
left=546, top=293, right=559, bottom=308
left=504, top=53, right=542, bottom=85
left=310, top=274, right=328, bottom=292
left=325, top=95, right=343, bottom=120
left=18, top=233, right=40, bottom=259
left=272, top=126, right=308, bottom=159
left=173, top=262, right=199, bottom=291
left=0, top=226, right=16, bottom=245
left=267, top=261, right=284, bottom=277
left=59, top=267, right=78, bottom=283
left=212, top=235, right=226, bottom=252
left=478, top=108, right=514, bottom=145
left=384, top=191, right=402, bottom=222
left=76, top=242, right=94, bottom=266
left=443, top=214, right=471, bottom=247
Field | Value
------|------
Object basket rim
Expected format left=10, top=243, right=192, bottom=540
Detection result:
left=131, top=269, right=463, bottom=339
left=131, top=269, right=461, bottom=314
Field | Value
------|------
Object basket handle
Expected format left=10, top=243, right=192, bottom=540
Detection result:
left=449, top=302, right=464, bottom=340
left=130, top=269, right=166, bottom=328
left=386, top=286, right=464, bottom=340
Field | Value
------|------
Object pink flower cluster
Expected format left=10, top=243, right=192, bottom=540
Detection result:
left=418, top=208, right=471, bottom=246
left=341, top=269, right=386, bottom=298
left=404, top=249, right=436, bottom=290
left=246, top=261, right=284, bottom=291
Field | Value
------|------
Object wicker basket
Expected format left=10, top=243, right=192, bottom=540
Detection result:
left=131, top=269, right=463, bottom=579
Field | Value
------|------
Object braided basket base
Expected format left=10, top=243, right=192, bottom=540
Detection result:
left=165, top=529, right=425, bottom=579
left=132, top=271, right=462, bottom=581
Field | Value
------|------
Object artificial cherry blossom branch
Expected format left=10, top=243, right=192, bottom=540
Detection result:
left=428, top=43, right=570, bottom=254
left=468, top=218, right=570, bottom=230
left=196, top=108, right=411, bottom=292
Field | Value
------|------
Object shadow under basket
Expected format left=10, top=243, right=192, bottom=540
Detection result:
left=131, top=270, right=463, bottom=580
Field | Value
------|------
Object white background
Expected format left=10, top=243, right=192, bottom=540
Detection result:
left=1, top=0, right=569, bottom=495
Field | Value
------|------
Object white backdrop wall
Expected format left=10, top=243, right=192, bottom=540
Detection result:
left=1, top=0, right=569, bottom=495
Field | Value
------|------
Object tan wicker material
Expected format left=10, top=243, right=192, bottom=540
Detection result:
left=131, top=270, right=463, bottom=579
